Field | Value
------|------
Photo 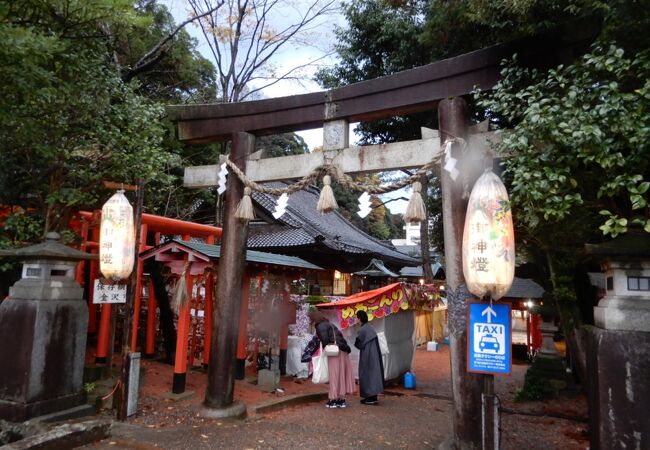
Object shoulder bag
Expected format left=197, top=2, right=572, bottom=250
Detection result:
left=324, top=324, right=340, bottom=357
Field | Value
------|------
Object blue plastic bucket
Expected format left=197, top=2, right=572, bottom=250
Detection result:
left=404, top=371, right=416, bottom=389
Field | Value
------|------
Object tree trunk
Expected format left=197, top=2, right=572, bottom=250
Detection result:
left=419, top=174, right=435, bottom=283
left=545, top=251, right=587, bottom=382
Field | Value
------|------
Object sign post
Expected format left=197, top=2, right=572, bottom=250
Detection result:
left=468, top=302, right=512, bottom=375
left=468, top=301, right=511, bottom=449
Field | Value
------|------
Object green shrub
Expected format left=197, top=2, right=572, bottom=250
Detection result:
left=515, top=366, right=555, bottom=401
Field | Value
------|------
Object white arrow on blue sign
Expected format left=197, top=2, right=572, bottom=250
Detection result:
left=468, top=302, right=511, bottom=374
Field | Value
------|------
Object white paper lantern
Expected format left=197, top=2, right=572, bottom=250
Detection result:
left=99, top=190, right=135, bottom=280
left=462, top=170, right=515, bottom=300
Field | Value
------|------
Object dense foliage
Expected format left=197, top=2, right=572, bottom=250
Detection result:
left=318, top=0, right=650, bottom=250
left=0, top=1, right=224, bottom=234
left=478, top=46, right=650, bottom=239
left=317, top=0, right=650, bottom=376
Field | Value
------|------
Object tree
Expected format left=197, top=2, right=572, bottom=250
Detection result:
left=316, top=0, right=433, bottom=143
left=117, top=1, right=218, bottom=103
left=0, top=0, right=176, bottom=233
left=256, top=133, right=309, bottom=158
left=476, top=43, right=650, bottom=376
left=187, top=0, right=339, bottom=102
left=0, top=1, right=233, bottom=231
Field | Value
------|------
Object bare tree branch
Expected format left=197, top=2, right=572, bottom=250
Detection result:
left=241, top=51, right=334, bottom=100
left=122, top=1, right=225, bottom=82
left=373, top=196, right=409, bottom=209
left=188, top=0, right=339, bottom=102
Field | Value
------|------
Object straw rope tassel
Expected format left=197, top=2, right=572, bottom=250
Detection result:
left=235, top=186, right=255, bottom=221
left=317, top=175, right=338, bottom=214
left=404, top=181, right=427, bottom=223
left=171, top=262, right=191, bottom=313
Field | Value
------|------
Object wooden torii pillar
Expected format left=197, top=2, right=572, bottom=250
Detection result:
left=167, top=30, right=596, bottom=445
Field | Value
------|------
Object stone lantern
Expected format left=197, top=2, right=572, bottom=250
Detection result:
left=584, top=230, right=650, bottom=449
left=587, top=231, right=650, bottom=331
left=0, top=232, right=96, bottom=421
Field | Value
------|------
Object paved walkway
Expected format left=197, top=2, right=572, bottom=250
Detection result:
left=81, top=346, right=589, bottom=450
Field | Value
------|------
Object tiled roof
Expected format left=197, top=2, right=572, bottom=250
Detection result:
left=248, top=183, right=421, bottom=269
left=584, top=230, right=650, bottom=259
left=399, top=263, right=444, bottom=278
left=246, top=227, right=313, bottom=247
left=141, top=239, right=323, bottom=270
left=354, top=259, right=400, bottom=277
left=503, top=277, right=545, bottom=299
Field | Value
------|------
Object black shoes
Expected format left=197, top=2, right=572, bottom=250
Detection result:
left=360, top=396, right=378, bottom=405
left=326, top=399, right=347, bottom=408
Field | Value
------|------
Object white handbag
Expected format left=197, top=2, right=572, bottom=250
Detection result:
left=324, top=324, right=340, bottom=357
left=324, top=344, right=340, bottom=357
left=311, top=344, right=329, bottom=384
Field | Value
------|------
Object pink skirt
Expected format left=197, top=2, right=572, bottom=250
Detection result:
left=327, top=351, right=356, bottom=400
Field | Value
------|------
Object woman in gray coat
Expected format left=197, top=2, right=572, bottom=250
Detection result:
left=354, top=310, right=384, bottom=405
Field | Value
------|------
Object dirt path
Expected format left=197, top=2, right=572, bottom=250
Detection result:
left=82, top=346, right=589, bottom=449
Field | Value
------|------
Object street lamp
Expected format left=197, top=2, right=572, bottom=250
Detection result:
left=462, top=169, right=515, bottom=300
left=99, top=190, right=135, bottom=280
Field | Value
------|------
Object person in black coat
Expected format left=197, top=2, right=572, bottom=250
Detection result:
left=354, top=310, right=384, bottom=405
left=308, top=310, right=355, bottom=408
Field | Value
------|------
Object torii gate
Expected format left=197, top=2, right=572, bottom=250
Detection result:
left=167, top=27, right=595, bottom=448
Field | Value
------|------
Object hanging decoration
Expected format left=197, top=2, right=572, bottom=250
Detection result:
left=273, top=193, right=289, bottom=219
left=462, top=169, right=515, bottom=300
left=317, top=283, right=411, bottom=330
left=443, top=140, right=459, bottom=181
left=234, top=187, right=255, bottom=221
left=403, top=181, right=427, bottom=223
left=219, top=136, right=466, bottom=219
left=99, top=190, right=135, bottom=280
left=357, top=192, right=372, bottom=218
left=171, top=262, right=192, bottom=313
left=316, top=175, right=338, bottom=214
left=217, top=162, right=228, bottom=195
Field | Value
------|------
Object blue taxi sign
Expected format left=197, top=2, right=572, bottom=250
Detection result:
left=468, top=302, right=511, bottom=374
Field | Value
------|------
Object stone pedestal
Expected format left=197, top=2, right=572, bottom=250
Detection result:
left=586, top=327, right=650, bottom=450
left=0, top=234, right=92, bottom=422
left=594, top=296, right=650, bottom=332
left=583, top=231, right=650, bottom=449
left=0, top=295, right=88, bottom=421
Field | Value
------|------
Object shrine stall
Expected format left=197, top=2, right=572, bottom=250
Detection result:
left=317, top=282, right=428, bottom=381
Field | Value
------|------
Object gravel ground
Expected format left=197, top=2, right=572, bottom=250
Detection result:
left=82, top=346, right=589, bottom=450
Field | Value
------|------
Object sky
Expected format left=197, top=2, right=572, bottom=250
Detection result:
left=163, top=0, right=410, bottom=215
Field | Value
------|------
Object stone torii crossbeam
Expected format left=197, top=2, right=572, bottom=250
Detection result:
left=167, top=25, right=595, bottom=447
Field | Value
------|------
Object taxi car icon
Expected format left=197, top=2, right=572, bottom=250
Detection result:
left=479, top=334, right=500, bottom=353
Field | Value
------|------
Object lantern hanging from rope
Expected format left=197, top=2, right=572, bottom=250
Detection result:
left=462, top=170, right=515, bottom=300
left=99, top=190, right=135, bottom=280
